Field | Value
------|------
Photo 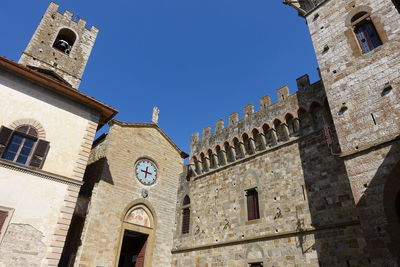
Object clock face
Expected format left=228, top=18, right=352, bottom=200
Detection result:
left=135, top=159, right=157, bottom=185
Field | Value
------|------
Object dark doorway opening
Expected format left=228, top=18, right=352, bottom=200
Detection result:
left=118, top=230, right=148, bottom=267
left=396, top=191, right=400, bottom=222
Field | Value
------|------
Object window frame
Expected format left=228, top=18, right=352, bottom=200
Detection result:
left=353, top=18, right=382, bottom=54
left=181, top=195, right=191, bottom=235
left=246, top=188, right=260, bottom=221
left=0, top=125, right=50, bottom=169
left=2, top=132, right=38, bottom=165
left=345, top=7, right=384, bottom=55
left=0, top=206, right=14, bottom=245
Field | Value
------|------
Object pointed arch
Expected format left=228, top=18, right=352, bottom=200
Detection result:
left=285, top=113, right=299, bottom=137
left=181, top=195, right=191, bottom=234
left=233, top=137, right=243, bottom=159
left=224, top=141, right=235, bottom=163
left=310, top=102, right=324, bottom=130
left=215, top=145, right=225, bottom=167
left=252, top=128, right=264, bottom=151
left=242, top=133, right=253, bottom=155
left=207, top=149, right=216, bottom=169
left=200, top=152, right=209, bottom=173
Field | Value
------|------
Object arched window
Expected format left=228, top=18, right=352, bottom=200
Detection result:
left=224, top=142, right=234, bottom=163
left=53, top=28, right=77, bottom=55
left=242, top=134, right=253, bottom=156
left=310, top=103, right=324, bottom=130
left=181, top=196, right=191, bottom=234
left=252, top=129, right=263, bottom=151
left=274, top=119, right=288, bottom=142
left=207, top=149, right=216, bottom=169
left=298, top=108, right=312, bottom=135
left=351, top=12, right=382, bottom=54
left=262, top=124, right=276, bottom=147
left=233, top=138, right=243, bottom=159
left=192, top=156, right=202, bottom=175
left=0, top=125, right=49, bottom=168
left=200, top=153, right=208, bottom=173
left=285, top=114, right=299, bottom=137
left=215, top=145, right=225, bottom=167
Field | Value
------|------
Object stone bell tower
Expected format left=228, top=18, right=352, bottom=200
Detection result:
left=284, top=0, right=400, bottom=265
left=284, top=0, right=400, bottom=157
left=19, top=2, right=99, bottom=89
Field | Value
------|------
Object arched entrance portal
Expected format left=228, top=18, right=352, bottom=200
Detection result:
left=116, top=204, right=155, bottom=267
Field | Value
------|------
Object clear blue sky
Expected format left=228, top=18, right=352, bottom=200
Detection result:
left=0, top=1, right=319, bottom=155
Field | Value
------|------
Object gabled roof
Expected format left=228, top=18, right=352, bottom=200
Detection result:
left=27, top=65, right=71, bottom=87
left=110, top=120, right=189, bottom=159
left=0, top=56, right=118, bottom=129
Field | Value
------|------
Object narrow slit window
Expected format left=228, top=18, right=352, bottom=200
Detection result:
left=181, top=195, right=191, bottom=234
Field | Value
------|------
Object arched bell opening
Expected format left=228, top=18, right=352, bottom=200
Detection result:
left=53, top=28, right=77, bottom=55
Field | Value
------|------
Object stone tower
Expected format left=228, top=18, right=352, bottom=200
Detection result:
left=285, top=0, right=400, bottom=264
left=19, top=2, right=99, bottom=89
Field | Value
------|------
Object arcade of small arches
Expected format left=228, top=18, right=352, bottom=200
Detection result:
left=188, top=100, right=332, bottom=177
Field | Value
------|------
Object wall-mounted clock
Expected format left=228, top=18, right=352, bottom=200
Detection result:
left=135, top=159, right=158, bottom=185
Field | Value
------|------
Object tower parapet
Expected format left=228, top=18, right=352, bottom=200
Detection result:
left=19, top=2, right=99, bottom=89
left=189, top=74, right=327, bottom=158
left=283, top=0, right=328, bottom=17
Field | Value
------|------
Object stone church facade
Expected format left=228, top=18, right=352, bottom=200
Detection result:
left=0, top=0, right=399, bottom=266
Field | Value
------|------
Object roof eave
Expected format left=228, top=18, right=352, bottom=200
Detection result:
left=0, top=56, right=118, bottom=129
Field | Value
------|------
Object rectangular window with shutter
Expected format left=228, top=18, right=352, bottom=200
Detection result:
left=249, top=263, right=263, bottom=267
left=246, top=188, right=260, bottom=221
left=0, top=126, right=50, bottom=169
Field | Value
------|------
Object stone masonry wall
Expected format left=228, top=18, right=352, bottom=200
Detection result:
left=306, top=0, right=400, bottom=156
left=173, top=129, right=365, bottom=266
left=74, top=123, right=184, bottom=266
left=302, top=0, right=400, bottom=264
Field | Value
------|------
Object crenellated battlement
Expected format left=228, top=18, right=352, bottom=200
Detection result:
left=190, top=73, right=328, bottom=159
left=47, top=2, right=98, bottom=32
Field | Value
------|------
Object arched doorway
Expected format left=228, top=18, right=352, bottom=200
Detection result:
left=116, top=204, right=156, bottom=267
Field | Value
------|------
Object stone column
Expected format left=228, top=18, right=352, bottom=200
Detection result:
left=282, top=124, right=290, bottom=141
left=229, top=146, right=236, bottom=162
left=219, top=150, right=227, bottom=166
left=293, top=118, right=300, bottom=136
left=269, top=130, right=278, bottom=146
left=188, top=163, right=197, bottom=177
left=239, top=142, right=246, bottom=158
left=259, top=133, right=267, bottom=150
left=211, top=153, right=219, bottom=169
left=249, top=138, right=257, bottom=154
left=203, top=157, right=210, bottom=172
left=195, top=160, right=203, bottom=175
